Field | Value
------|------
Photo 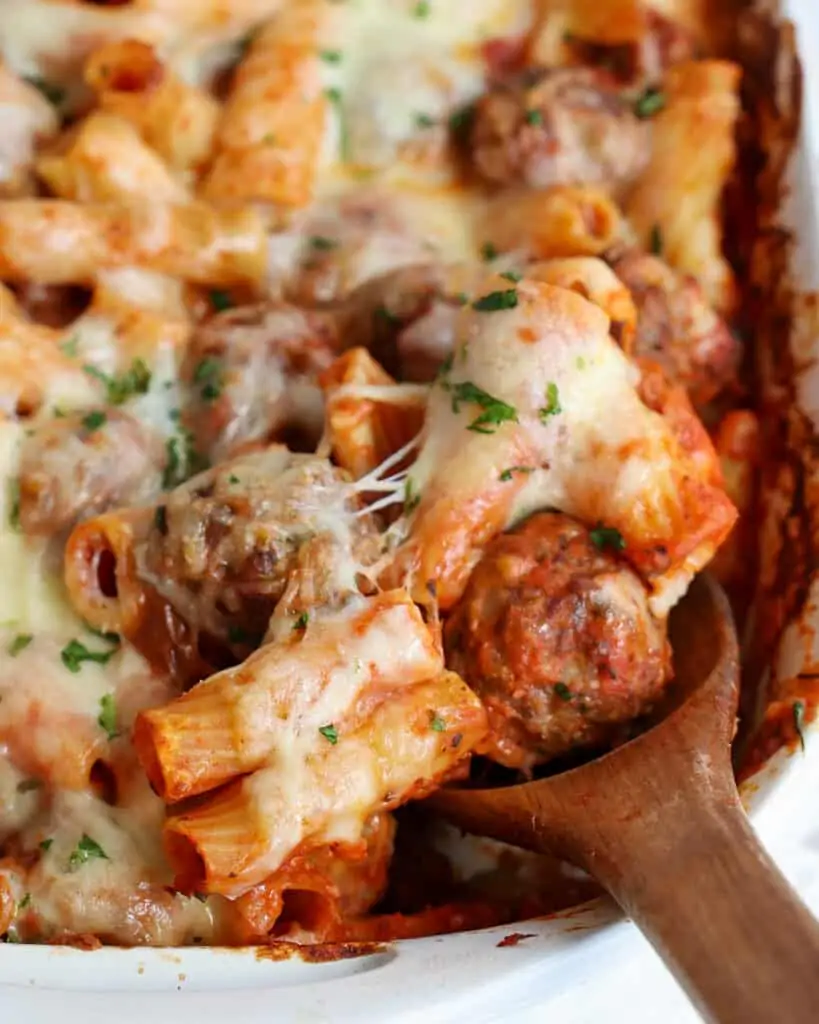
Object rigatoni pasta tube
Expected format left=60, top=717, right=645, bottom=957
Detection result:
left=626, top=60, right=740, bottom=313
left=134, top=590, right=443, bottom=803
left=164, top=671, right=487, bottom=897
left=484, top=186, right=623, bottom=262
left=201, top=0, right=332, bottom=206
left=36, top=112, right=189, bottom=203
left=320, top=348, right=426, bottom=480
left=0, top=200, right=267, bottom=286
left=64, top=508, right=152, bottom=636
left=85, top=40, right=220, bottom=173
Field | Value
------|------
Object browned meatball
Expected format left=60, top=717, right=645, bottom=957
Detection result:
left=469, top=67, right=650, bottom=193
left=445, top=512, right=671, bottom=772
left=612, top=250, right=739, bottom=407
left=18, top=409, right=164, bottom=538
left=182, top=302, right=338, bottom=461
left=136, top=448, right=379, bottom=647
left=341, top=263, right=465, bottom=382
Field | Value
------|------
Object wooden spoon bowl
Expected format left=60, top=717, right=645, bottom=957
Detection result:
left=431, top=575, right=819, bottom=1024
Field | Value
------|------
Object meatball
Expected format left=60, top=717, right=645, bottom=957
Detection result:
left=341, top=263, right=473, bottom=382
left=19, top=409, right=164, bottom=538
left=182, top=302, right=338, bottom=461
left=445, top=512, right=671, bottom=772
left=136, top=448, right=379, bottom=645
left=612, top=250, right=739, bottom=407
left=469, top=67, right=650, bottom=194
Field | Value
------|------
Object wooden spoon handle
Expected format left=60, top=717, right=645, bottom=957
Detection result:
left=571, top=792, right=819, bottom=1024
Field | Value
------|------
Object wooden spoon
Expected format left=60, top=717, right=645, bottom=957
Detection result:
left=430, top=574, right=819, bottom=1023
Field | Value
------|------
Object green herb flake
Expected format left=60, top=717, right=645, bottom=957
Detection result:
left=501, top=270, right=522, bottom=283
left=499, top=466, right=534, bottom=483
left=320, top=49, right=343, bottom=64
left=794, top=700, right=807, bottom=753
left=415, top=112, right=436, bottom=129
left=83, top=358, right=151, bottom=405
left=193, top=357, right=223, bottom=402
left=413, top=0, right=431, bottom=17
left=589, top=524, right=626, bottom=552
left=18, top=893, right=32, bottom=910
left=8, top=633, right=32, bottom=657
left=294, top=611, right=310, bottom=631
left=445, top=380, right=518, bottom=435
left=309, top=235, right=338, bottom=251
left=538, top=381, right=561, bottom=421
left=472, top=288, right=518, bottom=313
left=8, top=479, right=19, bottom=532
left=324, top=86, right=350, bottom=161
left=60, top=638, right=117, bottom=674
left=228, top=474, right=240, bottom=485
left=576, top=356, right=587, bottom=369
left=25, top=76, right=65, bottom=107
left=554, top=682, right=572, bottom=701
left=39, top=838, right=53, bottom=852
left=649, top=223, right=663, bottom=255
left=60, top=335, right=79, bottom=358
left=209, top=289, right=232, bottom=312
left=429, top=711, right=446, bottom=732
left=319, top=723, right=338, bottom=744
left=524, top=109, right=543, bottom=126
left=98, top=694, right=118, bottom=740
left=634, top=87, right=666, bottom=119
left=449, top=105, right=473, bottom=133
left=68, top=834, right=109, bottom=870
left=86, top=627, right=120, bottom=645
left=82, top=410, right=107, bottom=433
left=404, top=477, right=421, bottom=514
left=481, top=241, right=498, bottom=262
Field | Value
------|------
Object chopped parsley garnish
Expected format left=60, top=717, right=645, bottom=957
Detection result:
left=82, top=410, right=107, bottom=432
left=8, top=634, right=32, bottom=657
left=481, top=241, right=498, bottom=261
left=163, top=429, right=208, bottom=489
left=210, top=289, right=232, bottom=312
left=294, top=611, right=310, bottom=631
left=437, top=352, right=454, bottom=379
left=413, top=0, right=430, bottom=16
left=83, top=359, right=151, bottom=405
left=524, top=109, right=543, bottom=126
left=60, top=335, right=79, bottom=358
left=794, top=700, right=806, bottom=753
left=499, top=466, right=534, bottom=482
left=98, top=694, right=118, bottom=740
left=154, top=505, right=168, bottom=535
left=404, top=477, right=421, bottom=514
left=68, top=834, right=109, bottom=870
left=324, top=86, right=350, bottom=161
left=649, top=223, right=663, bottom=255
left=193, top=357, right=223, bottom=402
left=228, top=474, right=240, bottom=485
left=309, top=235, right=338, bottom=251
left=320, top=49, right=343, bottom=64
left=634, top=87, right=666, bottom=119
left=39, top=838, right=53, bottom=852
left=472, top=288, right=518, bottom=313
left=60, top=638, right=118, bottom=674
left=415, top=112, right=436, bottom=129
left=554, top=682, right=572, bottom=701
left=539, top=382, right=561, bottom=421
left=86, top=627, right=120, bottom=645
left=18, top=893, right=32, bottom=910
left=25, top=76, right=65, bottom=107
left=445, top=380, right=518, bottom=435
left=589, top=524, right=626, bottom=552
left=318, top=723, right=338, bottom=744
left=429, top=711, right=446, bottom=732
left=501, top=270, right=522, bottom=283
left=8, top=479, right=19, bottom=532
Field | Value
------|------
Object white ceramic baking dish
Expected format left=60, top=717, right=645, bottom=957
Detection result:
left=2, top=2, right=818, bottom=1021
